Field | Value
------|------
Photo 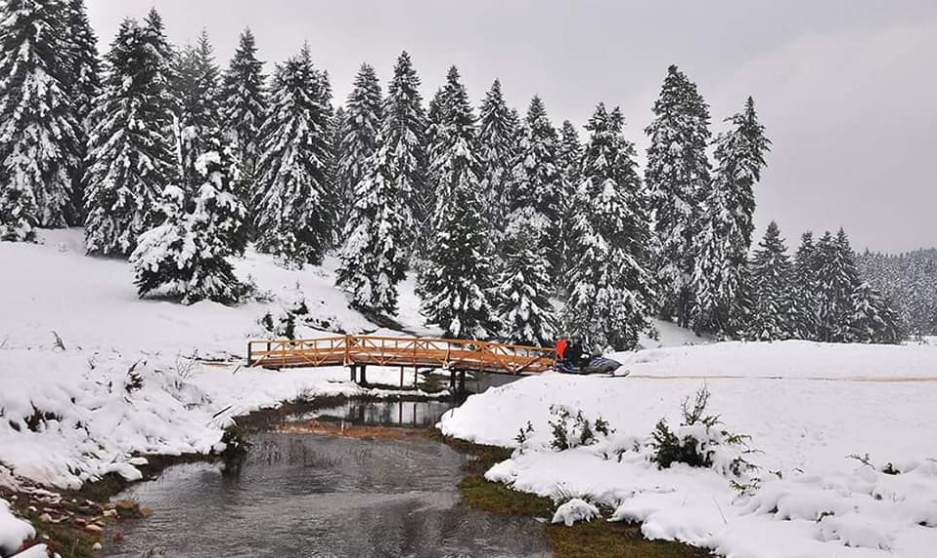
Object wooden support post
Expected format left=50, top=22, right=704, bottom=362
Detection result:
left=413, top=367, right=418, bottom=388
left=400, top=366, right=404, bottom=389
left=349, top=364, right=357, bottom=383
left=449, top=369, right=456, bottom=391
left=360, top=364, right=368, bottom=387
left=458, top=369, right=466, bottom=395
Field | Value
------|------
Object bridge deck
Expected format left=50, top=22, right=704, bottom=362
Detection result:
left=247, top=335, right=556, bottom=375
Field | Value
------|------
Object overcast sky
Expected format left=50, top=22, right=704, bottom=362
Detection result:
left=86, top=0, right=937, bottom=253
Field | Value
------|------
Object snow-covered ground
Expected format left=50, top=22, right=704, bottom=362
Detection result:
left=0, top=230, right=440, bottom=554
left=440, top=341, right=937, bottom=558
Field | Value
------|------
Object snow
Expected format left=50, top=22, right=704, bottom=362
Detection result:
left=0, top=500, right=34, bottom=556
left=0, top=229, right=436, bottom=549
left=440, top=341, right=937, bottom=558
left=551, top=498, right=600, bottom=526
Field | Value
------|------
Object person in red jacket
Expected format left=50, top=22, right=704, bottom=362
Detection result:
left=555, top=338, right=569, bottom=361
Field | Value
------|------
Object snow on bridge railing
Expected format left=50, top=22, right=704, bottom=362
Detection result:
left=247, top=335, right=556, bottom=375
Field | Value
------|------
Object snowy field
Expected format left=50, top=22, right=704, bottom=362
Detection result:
left=440, top=342, right=937, bottom=558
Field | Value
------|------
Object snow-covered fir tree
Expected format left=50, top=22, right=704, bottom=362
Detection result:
left=792, top=232, right=821, bottom=340
left=556, top=120, right=582, bottom=277
left=421, top=87, right=447, bottom=234
left=848, top=282, right=902, bottom=344
left=746, top=221, right=794, bottom=341
left=563, top=104, right=654, bottom=351
left=252, top=46, right=333, bottom=265
left=84, top=17, right=176, bottom=256
left=497, top=207, right=557, bottom=346
left=815, top=229, right=862, bottom=343
left=336, top=64, right=383, bottom=224
left=336, top=133, right=410, bottom=315
left=420, top=67, right=499, bottom=339
left=0, top=0, right=79, bottom=237
left=690, top=97, right=770, bottom=335
left=478, top=79, right=520, bottom=234
left=382, top=51, right=426, bottom=255
left=62, top=0, right=101, bottom=224
left=220, top=28, right=267, bottom=202
left=130, top=135, right=246, bottom=304
left=513, top=96, right=564, bottom=278
left=645, top=65, right=712, bottom=327
left=172, top=32, right=223, bottom=194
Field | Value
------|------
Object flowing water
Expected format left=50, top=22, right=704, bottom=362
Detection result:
left=102, top=400, right=550, bottom=558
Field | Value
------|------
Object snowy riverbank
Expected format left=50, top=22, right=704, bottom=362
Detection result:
left=439, top=341, right=937, bottom=558
left=0, top=231, right=439, bottom=555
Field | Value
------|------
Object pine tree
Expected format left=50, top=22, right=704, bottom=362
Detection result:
left=130, top=138, right=246, bottom=305
left=422, top=87, right=447, bottom=233
left=252, top=46, right=333, bottom=265
left=513, top=96, right=564, bottom=277
left=563, top=104, right=653, bottom=350
left=556, top=120, right=582, bottom=277
left=690, top=97, right=770, bottom=335
left=815, top=229, right=862, bottom=342
left=383, top=51, right=426, bottom=256
left=792, top=232, right=821, bottom=340
left=336, top=133, right=410, bottom=315
left=478, top=79, right=519, bottom=234
left=0, top=0, right=79, bottom=236
left=645, top=65, right=712, bottom=327
left=746, top=222, right=794, bottom=341
left=62, top=0, right=102, bottom=224
left=420, top=67, right=499, bottom=339
left=848, top=282, right=902, bottom=344
left=337, top=64, right=383, bottom=225
left=84, top=17, right=176, bottom=256
left=220, top=28, right=267, bottom=202
left=497, top=207, right=557, bottom=346
left=172, top=31, right=223, bottom=194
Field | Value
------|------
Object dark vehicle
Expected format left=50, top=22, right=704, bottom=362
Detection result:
left=555, top=355, right=625, bottom=375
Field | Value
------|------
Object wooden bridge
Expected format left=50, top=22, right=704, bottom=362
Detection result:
left=247, top=335, right=556, bottom=385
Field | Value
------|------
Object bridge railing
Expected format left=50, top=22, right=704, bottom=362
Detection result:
left=247, top=335, right=556, bottom=375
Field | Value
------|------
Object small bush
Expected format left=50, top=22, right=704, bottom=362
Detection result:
left=649, top=386, right=754, bottom=477
left=549, top=406, right=612, bottom=451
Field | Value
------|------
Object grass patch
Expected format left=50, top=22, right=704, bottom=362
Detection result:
left=432, top=429, right=713, bottom=558
left=547, top=520, right=712, bottom=558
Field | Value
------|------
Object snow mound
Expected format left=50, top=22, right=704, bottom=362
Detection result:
left=0, top=500, right=34, bottom=556
left=552, top=498, right=600, bottom=526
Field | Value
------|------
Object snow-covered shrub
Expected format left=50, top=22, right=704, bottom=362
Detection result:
left=649, top=386, right=756, bottom=477
left=549, top=405, right=613, bottom=451
left=515, top=421, right=535, bottom=453
left=552, top=498, right=601, bottom=527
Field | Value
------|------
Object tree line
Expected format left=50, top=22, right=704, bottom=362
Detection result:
left=0, top=0, right=905, bottom=347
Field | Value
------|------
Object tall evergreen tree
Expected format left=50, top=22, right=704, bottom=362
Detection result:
left=421, top=87, right=447, bottom=235
left=746, top=222, right=794, bottom=341
left=563, top=104, right=653, bottom=350
left=84, top=17, right=176, bottom=256
left=815, top=229, right=862, bottom=342
left=383, top=51, right=426, bottom=255
left=848, top=282, right=902, bottom=344
left=645, top=65, right=712, bottom=327
left=336, top=133, right=410, bottom=315
left=0, top=0, right=79, bottom=236
left=62, top=0, right=102, bottom=224
left=478, top=79, right=519, bottom=234
left=556, top=120, right=582, bottom=277
left=497, top=207, right=557, bottom=347
left=252, top=46, right=333, bottom=265
left=690, top=97, right=770, bottom=335
left=220, top=28, right=267, bottom=199
left=792, top=232, right=821, bottom=340
left=512, top=96, right=563, bottom=276
left=337, top=64, right=383, bottom=224
left=172, top=32, right=223, bottom=194
left=420, top=67, right=499, bottom=339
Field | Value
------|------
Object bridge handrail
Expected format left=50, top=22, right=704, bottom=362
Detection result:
left=247, top=334, right=556, bottom=375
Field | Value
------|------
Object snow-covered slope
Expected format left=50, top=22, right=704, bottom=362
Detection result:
left=440, top=341, right=937, bottom=558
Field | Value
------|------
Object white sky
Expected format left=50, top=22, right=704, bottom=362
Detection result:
left=86, top=0, right=937, bottom=253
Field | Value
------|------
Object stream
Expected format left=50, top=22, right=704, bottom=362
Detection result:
left=101, top=399, right=551, bottom=558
